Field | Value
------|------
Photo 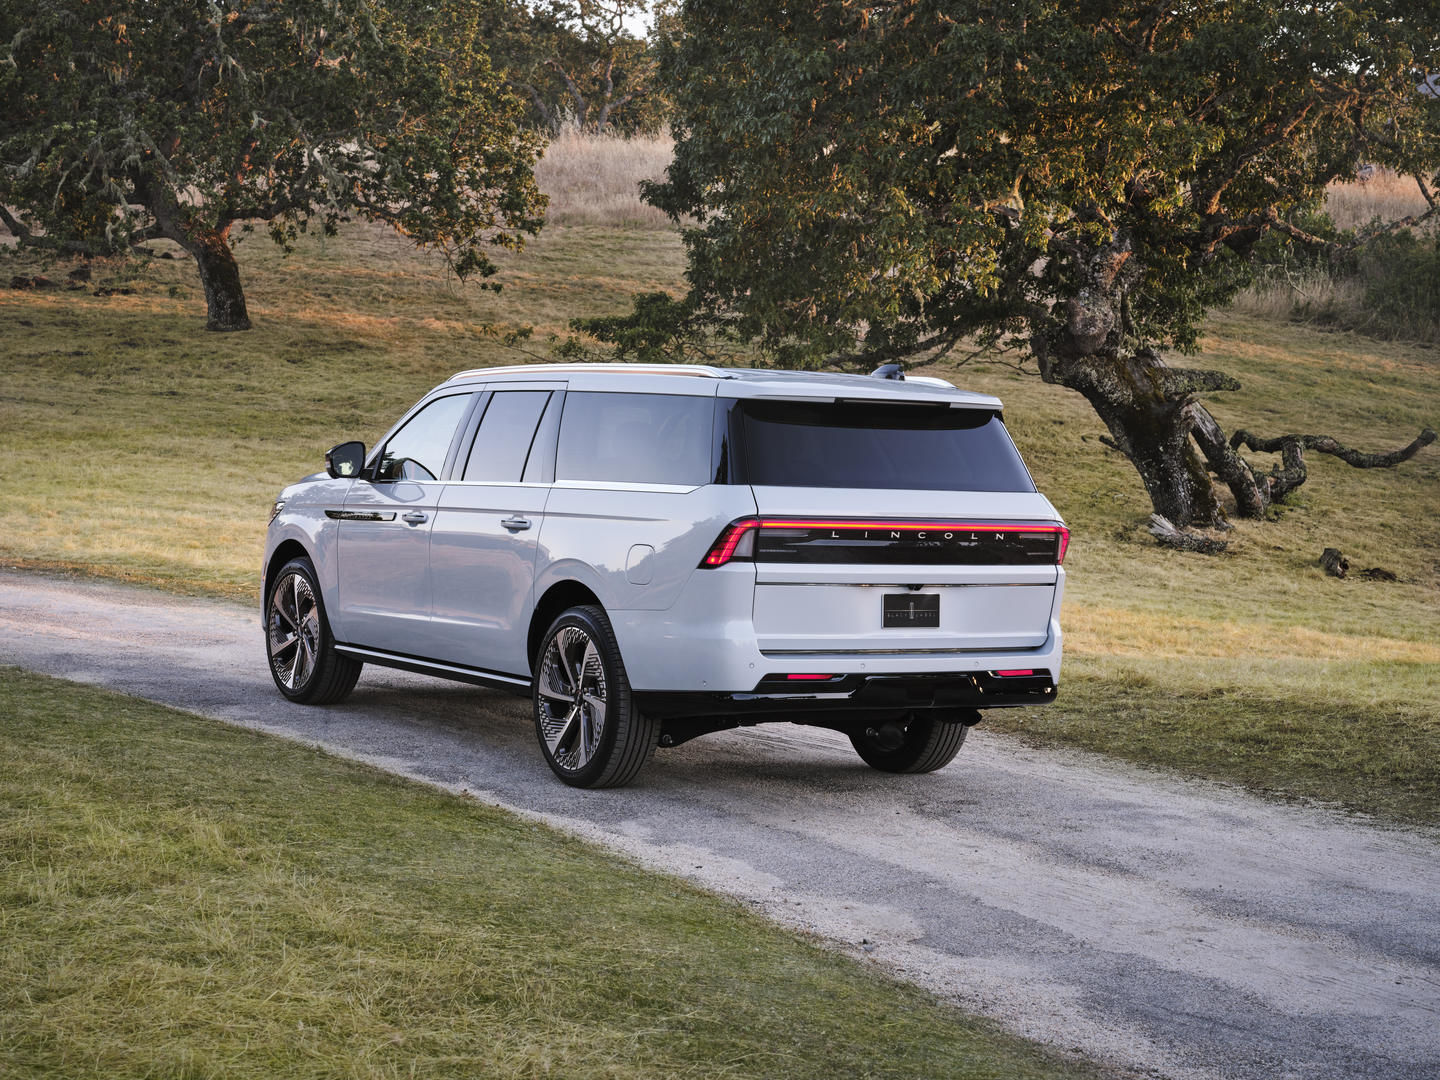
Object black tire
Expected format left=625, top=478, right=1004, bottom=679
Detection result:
left=533, top=605, right=659, bottom=788
left=265, top=556, right=362, bottom=705
left=849, top=710, right=972, bottom=773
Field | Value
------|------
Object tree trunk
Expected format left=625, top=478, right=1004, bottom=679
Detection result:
left=192, top=229, right=251, bottom=332
left=1025, top=236, right=1434, bottom=538
left=1034, top=338, right=1239, bottom=528
left=1030, top=237, right=1238, bottom=529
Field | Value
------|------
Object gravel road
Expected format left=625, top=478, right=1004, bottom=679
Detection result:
left=3, top=569, right=1437, bottom=1080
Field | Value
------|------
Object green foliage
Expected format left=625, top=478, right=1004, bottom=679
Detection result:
left=575, top=290, right=704, bottom=361
left=0, top=0, right=545, bottom=317
left=1251, top=208, right=1359, bottom=277
left=635, top=1, right=1440, bottom=368
left=1360, top=231, right=1440, bottom=340
left=485, top=0, right=670, bottom=135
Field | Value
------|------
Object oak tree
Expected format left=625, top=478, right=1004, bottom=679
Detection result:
left=0, top=0, right=545, bottom=330
left=491, top=0, right=668, bottom=134
left=628, top=1, right=1438, bottom=536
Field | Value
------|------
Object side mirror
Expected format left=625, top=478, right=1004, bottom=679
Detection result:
left=325, top=441, right=367, bottom=479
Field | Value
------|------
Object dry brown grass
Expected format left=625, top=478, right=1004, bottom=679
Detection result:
left=1227, top=267, right=1365, bottom=324
left=1325, top=169, right=1434, bottom=231
left=535, top=128, right=678, bottom=229
left=1231, top=170, right=1438, bottom=333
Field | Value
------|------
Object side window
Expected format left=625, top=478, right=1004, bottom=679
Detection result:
left=462, top=391, right=552, bottom=482
left=375, top=394, right=472, bottom=482
left=555, top=392, right=714, bottom=486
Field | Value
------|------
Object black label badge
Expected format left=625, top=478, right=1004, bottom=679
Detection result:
left=884, top=593, right=940, bottom=628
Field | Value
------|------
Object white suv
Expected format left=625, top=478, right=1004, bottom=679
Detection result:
left=263, top=363, right=1067, bottom=787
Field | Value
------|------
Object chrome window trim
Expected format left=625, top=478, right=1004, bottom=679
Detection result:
left=550, top=479, right=704, bottom=494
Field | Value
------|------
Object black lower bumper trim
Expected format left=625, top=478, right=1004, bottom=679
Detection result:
left=634, top=670, right=1055, bottom=721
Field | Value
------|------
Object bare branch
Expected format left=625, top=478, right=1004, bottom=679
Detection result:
left=1158, top=367, right=1242, bottom=397
left=1230, top=428, right=1437, bottom=469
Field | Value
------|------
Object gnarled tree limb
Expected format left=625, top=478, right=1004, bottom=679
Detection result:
left=1230, top=428, right=1437, bottom=468
left=1207, top=426, right=1437, bottom=508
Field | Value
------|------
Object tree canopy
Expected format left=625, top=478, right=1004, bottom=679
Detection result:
left=489, top=0, right=672, bottom=135
left=0, top=0, right=546, bottom=330
left=622, top=0, right=1439, bottom=535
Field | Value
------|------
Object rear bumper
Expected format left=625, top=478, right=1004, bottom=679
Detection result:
left=609, top=563, right=1065, bottom=696
left=635, top=669, right=1056, bottom=721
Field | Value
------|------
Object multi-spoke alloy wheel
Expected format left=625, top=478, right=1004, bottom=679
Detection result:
left=269, top=569, right=321, bottom=692
left=264, top=556, right=362, bottom=704
left=533, top=605, right=658, bottom=788
left=536, top=624, right=609, bottom=773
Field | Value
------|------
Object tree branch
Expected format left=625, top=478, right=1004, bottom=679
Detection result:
left=1188, top=402, right=1267, bottom=517
left=0, top=205, right=108, bottom=255
left=1158, top=367, right=1242, bottom=397
left=1230, top=428, right=1437, bottom=468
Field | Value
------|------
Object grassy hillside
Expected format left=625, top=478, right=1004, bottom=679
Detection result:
left=1, top=136, right=1437, bottom=823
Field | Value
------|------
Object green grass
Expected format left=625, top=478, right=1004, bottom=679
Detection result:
left=2, top=213, right=1438, bottom=824
left=0, top=224, right=686, bottom=597
left=0, top=667, right=1101, bottom=1080
left=986, top=658, right=1440, bottom=826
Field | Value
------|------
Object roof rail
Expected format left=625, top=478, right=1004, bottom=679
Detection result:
left=447, top=363, right=733, bottom=382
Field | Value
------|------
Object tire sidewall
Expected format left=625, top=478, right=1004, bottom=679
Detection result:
left=851, top=710, right=971, bottom=773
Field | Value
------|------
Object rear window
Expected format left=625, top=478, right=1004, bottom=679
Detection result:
left=736, top=401, right=1035, bottom=492
left=556, top=392, right=714, bottom=486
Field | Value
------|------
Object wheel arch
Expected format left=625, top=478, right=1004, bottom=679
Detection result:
left=528, top=580, right=603, bottom=670
left=264, top=539, right=312, bottom=609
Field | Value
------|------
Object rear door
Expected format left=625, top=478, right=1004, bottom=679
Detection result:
left=427, top=384, right=563, bottom=677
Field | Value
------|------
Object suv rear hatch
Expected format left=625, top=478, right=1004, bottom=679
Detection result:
left=717, top=396, right=1065, bottom=658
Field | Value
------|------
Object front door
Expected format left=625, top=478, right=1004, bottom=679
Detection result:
left=334, top=391, right=475, bottom=656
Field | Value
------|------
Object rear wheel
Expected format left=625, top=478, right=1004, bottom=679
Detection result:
left=266, top=557, right=362, bottom=704
left=849, top=710, right=972, bottom=773
left=533, top=605, right=659, bottom=788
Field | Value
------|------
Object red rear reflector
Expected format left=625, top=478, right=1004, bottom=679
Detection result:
left=994, top=669, right=1035, bottom=677
left=785, top=673, right=834, bottom=681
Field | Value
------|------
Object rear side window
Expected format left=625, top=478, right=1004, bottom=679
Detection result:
left=556, top=392, right=714, bottom=486
left=462, top=391, right=552, bottom=482
left=736, top=401, right=1036, bottom=492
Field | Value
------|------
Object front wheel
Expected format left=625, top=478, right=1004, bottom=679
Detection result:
left=533, top=605, right=658, bottom=788
left=849, top=710, right=972, bottom=773
left=265, top=557, right=362, bottom=704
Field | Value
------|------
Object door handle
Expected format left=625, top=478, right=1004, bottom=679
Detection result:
left=401, top=511, right=429, bottom=526
left=501, top=516, right=532, bottom=532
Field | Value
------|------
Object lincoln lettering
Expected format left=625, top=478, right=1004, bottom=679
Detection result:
left=825, top=530, right=1005, bottom=541
left=810, top=528, right=1035, bottom=545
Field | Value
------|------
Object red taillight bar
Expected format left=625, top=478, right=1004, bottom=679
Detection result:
left=700, top=518, right=1070, bottom=567
left=700, top=518, right=761, bottom=566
